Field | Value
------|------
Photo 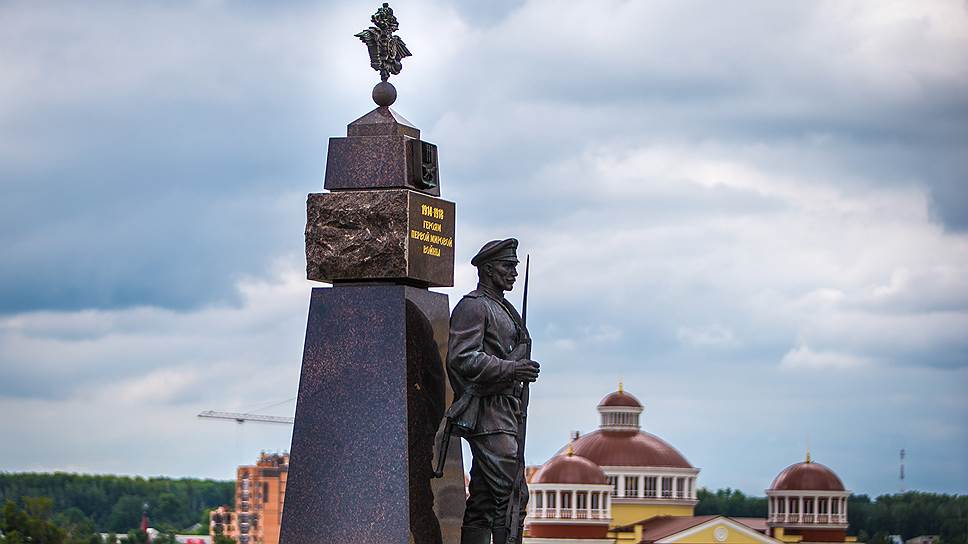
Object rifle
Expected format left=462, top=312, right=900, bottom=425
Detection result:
left=506, top=254, right=531, bottom=544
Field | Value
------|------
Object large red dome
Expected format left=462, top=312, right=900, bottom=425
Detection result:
left=598, top=390, right=643, bottom=408
left=562, top=430, right=693, bottom=469
left=770, top=462, right=844, bottom=491
left=533, top=453, right=607, bottom=485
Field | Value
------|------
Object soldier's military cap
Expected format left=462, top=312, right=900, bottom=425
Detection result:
left=471, top=238, right=519, bottom=267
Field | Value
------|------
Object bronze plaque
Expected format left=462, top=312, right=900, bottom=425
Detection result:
left=407, top=191, right=455, bottom=287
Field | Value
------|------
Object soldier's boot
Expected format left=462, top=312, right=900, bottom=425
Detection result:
left=491, top=526, right=509, bottom=544
left=460, top=526, right=491, bottom=544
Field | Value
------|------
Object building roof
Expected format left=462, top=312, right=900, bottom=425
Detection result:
left=614, top=515, right=717, bottom=540
left=614, top=516, right=774, bottom=544
left=770, top=460, right=845, bottom=491
left=599, top=389, right=643, bottom=408
left=533, top=452, right=608, bottom=485
left=732, top=518, right=768, bottom=533
left=564, top=429, right=693, bottom=469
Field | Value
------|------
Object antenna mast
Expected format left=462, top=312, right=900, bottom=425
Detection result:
left=899, top=448, right=906, bottom=492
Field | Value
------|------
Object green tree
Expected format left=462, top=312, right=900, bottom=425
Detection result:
left=213, top=534, right=236, bottom=544
left=126, top=529, right=147, bottom=544
left=0, top=473, right=233, bottom=533
left=52, top=507, right=97, bottom=544
left=151, top=531, right=177, bottom=544
left=108, top=497, right=144, bottom=534
left=1, top=499, right=66, bottom=544
left=154, top=494, right=181, bottom=529
left=695, top=488, right=767, bottom=517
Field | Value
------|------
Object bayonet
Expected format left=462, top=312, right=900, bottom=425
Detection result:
left=521, top=254, right=529, bottom=328
left=507, top=254, right=532, bottom=544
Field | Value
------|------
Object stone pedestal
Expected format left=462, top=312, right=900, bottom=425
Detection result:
left=280, top=286, right=465, bottom=544
left=280, top=102, right=463, bottom=544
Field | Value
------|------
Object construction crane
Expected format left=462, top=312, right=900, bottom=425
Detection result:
left=198, top=410, right=294, bottom=425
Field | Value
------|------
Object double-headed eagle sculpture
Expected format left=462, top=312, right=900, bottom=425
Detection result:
left=356, top=3, right=412, bottom=82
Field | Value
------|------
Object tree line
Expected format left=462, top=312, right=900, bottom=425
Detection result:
left=1, top=473, right=965, bottom=543
left=696, top=488, right=968, bottom=544
left=0, top=473, right=234, bottom=534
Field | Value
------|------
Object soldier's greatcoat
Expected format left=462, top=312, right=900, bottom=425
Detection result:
left=446, top=287, right=529, bottom=436
left=446, top=285, right=530, bottom=537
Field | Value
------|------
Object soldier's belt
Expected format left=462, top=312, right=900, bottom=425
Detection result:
left=445, top=382, right=518, bottom=434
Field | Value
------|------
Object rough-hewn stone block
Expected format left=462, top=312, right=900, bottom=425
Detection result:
left=305, top=189, right=455, bottom=287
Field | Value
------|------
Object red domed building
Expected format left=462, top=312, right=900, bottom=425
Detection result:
left=526, top=446, right=613, bottom=543
left=558, top=385, right=700, bottom=527
left=766, top=454, right=851, bottom=543
left=523, top=385, right=857, bottom=544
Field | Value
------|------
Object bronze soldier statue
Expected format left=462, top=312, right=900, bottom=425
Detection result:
left=445, top=238, right=540, bottom=544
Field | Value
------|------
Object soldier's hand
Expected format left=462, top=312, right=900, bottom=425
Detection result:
left=513, top=359, right=540, bottom=382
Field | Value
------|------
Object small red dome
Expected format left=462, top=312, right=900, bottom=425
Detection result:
left=533, top=454, right=607, bottom=485
left=565, top=430, right=693, bottom=469
left=599, top=390, right=642, bottom=408
left=770, top=462, right=845, bottom=491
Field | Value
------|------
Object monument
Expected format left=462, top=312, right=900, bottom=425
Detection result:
left=443, top=241, right=540, bottom=544
left=279, top=4, right=465, bottom=544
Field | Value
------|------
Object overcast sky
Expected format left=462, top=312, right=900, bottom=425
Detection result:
left=1, top=0, right=966, bottom=498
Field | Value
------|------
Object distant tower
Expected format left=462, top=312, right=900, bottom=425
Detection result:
left=899, top=449, right=906, bottom=492
left=141, top=503, right=150, bottom=542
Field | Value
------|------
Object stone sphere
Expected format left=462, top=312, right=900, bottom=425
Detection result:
left=372, top=81, right=397, bottom=107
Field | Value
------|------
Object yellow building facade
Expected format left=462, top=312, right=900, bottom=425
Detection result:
left=525, top=387, right=857, bottom=544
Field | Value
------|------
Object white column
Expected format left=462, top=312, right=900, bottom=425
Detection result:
left=572, top=490, right=577, bottom=519
left=799, top=496, right=804, bottom=521
left=637, top=475, right=644, bottom=498
left=618, top=474, right=625, bottom=498
left=586, top=492, right=592, bottom=518
left=555, top=490, right=561, bottom=518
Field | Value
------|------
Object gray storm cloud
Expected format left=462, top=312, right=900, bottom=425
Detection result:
left=0, top=0, right=965, bottom=494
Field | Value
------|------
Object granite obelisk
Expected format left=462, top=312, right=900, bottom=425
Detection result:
left=279, top=5, right=465, bottom=544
